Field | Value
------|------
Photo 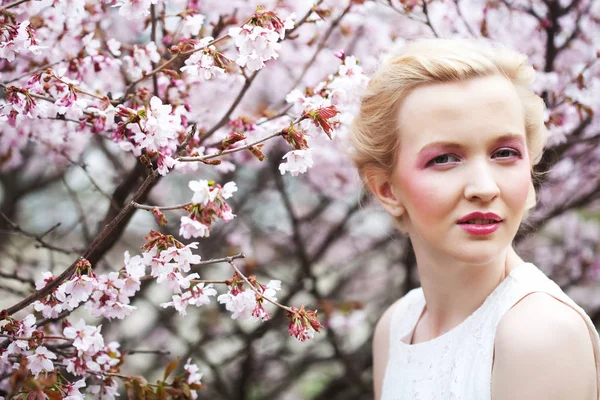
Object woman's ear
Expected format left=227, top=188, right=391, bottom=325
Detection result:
left=364, top=167, right=406, bottom=218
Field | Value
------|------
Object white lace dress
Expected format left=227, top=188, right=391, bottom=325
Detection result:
left=380, top=262, right=600, bottom=400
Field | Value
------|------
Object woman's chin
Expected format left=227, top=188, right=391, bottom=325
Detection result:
left=448, top=243, right=508, bottom=266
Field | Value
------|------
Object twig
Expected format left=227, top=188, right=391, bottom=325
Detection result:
left=0, top=333, right=71, bottom=341
left=150, top=4, right=160, bottom=97
left=0, top=0, right=30, bottom=12
left=0, top=213, right=74, bottom=255
left=190, top=279, right=229, bottom=284
left=422, top=0, right=439, bottom=37
left=120, top=35, right=231, bottom=101
left=199, top=69, right=260, bottom=144
left=452, top=0, right=477, bottom=37
left=0, top=270, right=35, bottom=286
left=4, top=169, right=160, bottom=317
left=1, top=59, right=65, bottom=85
left=123, top=349, right=171, bottom=355
left=61, top=177, right=92, bottom=244
left=139, top=253, right=245, bottom=281
left=132, top=201, right=191, bottom=211
left=36, top=139, right=121, bottom=211
left=178, top=115, right=306, bottom=162
left=227, top=260, right=292, bottom=312
left=286, top=0, right=325, bottom=37
left=287, top=1, right=354, bottom=96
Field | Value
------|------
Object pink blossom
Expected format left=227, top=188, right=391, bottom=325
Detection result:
left=179, top=216, right=210, bottom=239
left=180, top=40, right=226, bottom=80
left=63, top=274, right=96, bottom=305
left=107, top=38, right=121, bottom=56
left=228, top=25, right=282, bottom=71
left=156, top=152, right=179, bottom=176
left=133, top=96, right=179, bottom=152
left=63, top=319, right=105, bottom=353
left=64, top=378, right=86, bottom=400
left=113, top=0, right=160, bottom=20
left=0, top=20, right=44, bottom=62
left=184, top=358, right=203, bottom=385
left=26, top=346, right=56, bottom=377
left=161, top=243, right=201, bottom=272
left=87, top=379, right=119, bottom=399
left=162, top=283, right=217, bottom=316
left=15, top=314, right=37, bottom=337
left=263, top=280, right=282, bottom=301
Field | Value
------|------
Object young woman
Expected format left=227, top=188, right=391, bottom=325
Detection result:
left=348, top=38, right=600, bottom=399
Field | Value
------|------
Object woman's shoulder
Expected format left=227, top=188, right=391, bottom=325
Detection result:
left=492, top=292, right=598, bottom=399
left=374, top=287, right=422, bottom=340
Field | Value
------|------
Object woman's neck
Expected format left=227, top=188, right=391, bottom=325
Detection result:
left=411, top=245, right=524, bottom=342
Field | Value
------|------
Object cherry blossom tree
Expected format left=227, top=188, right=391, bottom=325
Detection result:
left=0, top=0, right=599, bottom=398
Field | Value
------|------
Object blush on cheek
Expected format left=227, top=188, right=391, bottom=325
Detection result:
left=399, top=171, right=446, bottom=222
left=504, top=164, right=532, bottom=210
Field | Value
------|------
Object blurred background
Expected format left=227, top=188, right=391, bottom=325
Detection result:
left=1, top=0, right=600, bottom=399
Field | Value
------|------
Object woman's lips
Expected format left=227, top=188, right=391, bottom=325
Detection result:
left=458, top=221, right=502, bottom=235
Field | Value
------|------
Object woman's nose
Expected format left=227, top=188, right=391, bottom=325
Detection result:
left=463, top=162, right=500, bottom=202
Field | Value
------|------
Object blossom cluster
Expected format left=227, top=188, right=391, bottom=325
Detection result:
left=277, top=53, right=368, bottom=177
left=114, top=95, right=187, bottom=175
left=228, top=8, right=295, bottom=71
left=217, top=273, right=282, bottom=321
left=0, top=314, right=118, bottom=398
left=0, top=313, right=203, bottom=399
left=180, top=36, right=228, bottom=80
left=32, top=255, right=136, bottom=319
left=179, top=179, right=238, bottom=239
left=0, top=20, right=43, bottom=62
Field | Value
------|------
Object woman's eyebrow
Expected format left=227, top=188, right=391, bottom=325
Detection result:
left=417, top=133, right=526, bottom=154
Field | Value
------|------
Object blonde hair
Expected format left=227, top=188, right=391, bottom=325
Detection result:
left=348, top=38, right=548, bottom=229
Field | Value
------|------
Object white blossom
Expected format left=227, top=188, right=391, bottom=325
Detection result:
left=181, top=14, right=206, bottom=38
left=279, top=149, right=314, bottom=176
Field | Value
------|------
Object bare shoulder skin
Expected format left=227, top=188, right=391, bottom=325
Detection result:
left=492, top=292, right=597, bottom=400
left=373, top=297, right=405, bottom=400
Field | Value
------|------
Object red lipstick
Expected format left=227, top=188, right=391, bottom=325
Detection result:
left=457, top=212, right=503, bottom=236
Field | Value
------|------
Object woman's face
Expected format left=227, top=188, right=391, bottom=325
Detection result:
left=390, top=74, right=532, bottom=265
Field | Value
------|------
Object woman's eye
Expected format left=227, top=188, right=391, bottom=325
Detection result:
left=427, top=154, right=459, bottom=166
left=493, top=148, right=521, bottom=159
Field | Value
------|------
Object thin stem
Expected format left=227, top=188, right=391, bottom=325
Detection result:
left=287, top=1, right=353, bottom=96
left=120, top=33, right=232, bottom=100
left=139, top=253, right=245, bottom=281
left=0, top=213, right=75, bottom=255
left=178, top=115, right=306, bottom=162
left=132, top=201, right=191, bottom=211
left=0, top=0, right=30, bottom=11
left=199, top=69, right=260, bottom=143
left=4, top=170, right=160, bottom=316
left=123, top=349, right=170, bottom=355
left=422, top=0, right=440, bottom=37
left=190, top=279, right=229, bottom=284
left=227, top=260, right=292, bottom=313
left=0, top=333, right=71, bottom=341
